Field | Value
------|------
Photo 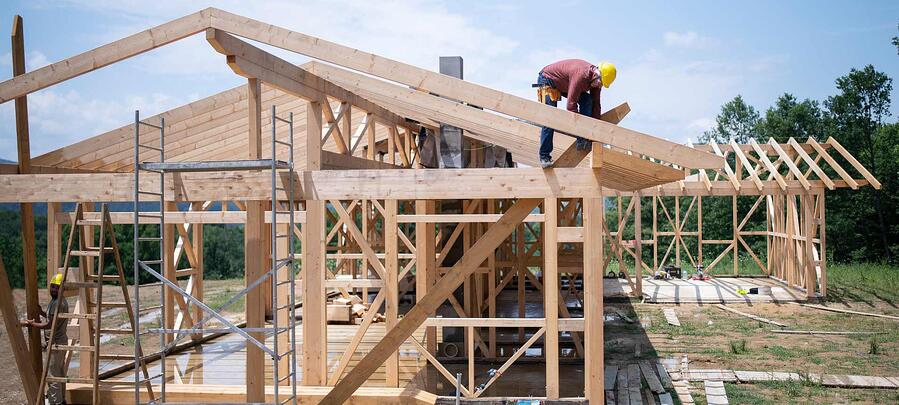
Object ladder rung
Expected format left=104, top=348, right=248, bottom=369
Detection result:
left=100, top=301, right=129, bottom=308
left=274, top=233, right=290, bottom=238
left=137, top=190, right=163, bottom=196
left=137, top=237, right=163, bottom=241
left=275, top=304, right=292, bottom=311
left=274, top=140, right=291, bottom=145
left=277, top=374, right=291, bottom=383
left=52, top=344, right=95, bottom=352
left=76, top=220, right=102, bottom=226
left=58, top=312, right=98, bottom=320
left=71, top=250, right=100, bottom=257
left=98, top=353, right=136, bottom=360
left=280, top=396, right=297, bottom=405
left=137, top=213, right=163, bottom=218
left=140, top=260, right=163, bottom=265
left=138, top=144, right=162, bottom=151
left=89, top=274, right=120, bottom=282
left=276, top=280, right=293, bottom=286
left=279, top=348, right=295, bottom=358
left=64, top=281, right=98, bottom=289
left=100, top=328, right=133, bottom=335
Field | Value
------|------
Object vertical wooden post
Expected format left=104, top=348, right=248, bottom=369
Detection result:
left=818, top=190, right=827, bottom=296
left=516, top=224, right=525, bottom=342
left=544, top=197, right=559, bottom=399
left=652, top=196, right=658, bottom=271
left=302, top=99, right=327, bottom=386
left=245, top=78, right=266, bottom=402
left=163, top=201, right=177, bottom=346
left=487, top=200, right=497, bottom=358
left=10, top=15, right=41, bottom=378
left=733, top=195, right=739, bottom=275
left=192, top=204, right=204, bottom=333
left=674, top=197, right=681, bottom=267
left=634, top=194, right=642, bottom=296
left=583, top=197, right=604, bottom=402
left=697, top=196, right=703, bottom=266
left=384, top=199, right=399, bottom=387
left=803, top=194, right=816, bottom=299
left=46, top=203, right=61, bottom=287
left=415, top=200, right=437, bottom=354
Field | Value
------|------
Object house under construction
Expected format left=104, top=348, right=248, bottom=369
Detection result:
left=0, top=8, right=880, bottom=405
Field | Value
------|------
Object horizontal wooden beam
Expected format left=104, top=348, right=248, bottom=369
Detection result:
left=397, top=214, right=545, bottom=223
left=56, top=211, right=306, bottom=224
left=423, top=317, right=584, bottom=331
left=0, top=171, right=860, bottom=203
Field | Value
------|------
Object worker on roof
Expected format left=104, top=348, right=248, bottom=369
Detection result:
left=536, top=59, right=616, bottom=168
left=23, top=272, right=69, bottom=405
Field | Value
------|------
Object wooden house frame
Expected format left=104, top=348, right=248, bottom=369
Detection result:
left=0, top=8, right=878, bottom=404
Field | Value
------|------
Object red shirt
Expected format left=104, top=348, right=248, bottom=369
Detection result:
left=541, top=59, right=602, bottom=119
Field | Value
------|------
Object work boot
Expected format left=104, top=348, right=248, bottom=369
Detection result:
left=540, top=157, right=553, bottom=168
left=575, top=137, right=592, bottom=151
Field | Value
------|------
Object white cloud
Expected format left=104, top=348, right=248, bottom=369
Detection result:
left=663, top=31, right=716, bottom=49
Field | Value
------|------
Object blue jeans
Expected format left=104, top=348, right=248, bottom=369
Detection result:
left=538, top=72, right=592, bottom=161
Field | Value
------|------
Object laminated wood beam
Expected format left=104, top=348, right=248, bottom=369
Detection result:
left=0, top=170, right=855, bottom=203
left=209, top=8, right=721, bottom=168
left=205, top=29, right=409, bottom=129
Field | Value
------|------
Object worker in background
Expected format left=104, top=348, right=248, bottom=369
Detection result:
left=536, top=59, right=616, bottom=168
left=23, top=272, right=69, bottom=405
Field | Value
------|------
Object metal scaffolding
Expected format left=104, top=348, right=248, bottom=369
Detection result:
left=132, top=106, right=298, bottom=404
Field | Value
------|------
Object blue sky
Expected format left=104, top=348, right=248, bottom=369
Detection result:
left=0, top=0, right=896, bottom=161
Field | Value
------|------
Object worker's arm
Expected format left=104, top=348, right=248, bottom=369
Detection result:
left=591, top=87, right=602, bottom=120
left=566, top=71, right=590, bottom=113
left=23, top=318, right=50, bottom=329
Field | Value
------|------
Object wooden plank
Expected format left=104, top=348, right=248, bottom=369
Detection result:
left=791, top=302, right=899, bottom=321
left=321, top=198, right=541, bottom=404
left=303, top=98, right=328, bottom=386
left=67, top=384, right=438, bottom=404
left=771, top=329, right=885, bottom=335
left=557, top=226, right=584, bottom=243
left=714, top=304, right=787, bottom=327
left=617, top=367, right=630, bottom=405
left=806, top=137, right=858, bottom=189
left=398, top=213, right=544, bottom=223
left=0, top=257, right=38, bottom=404
left=210, top=9, right=722, bottom=168
left=640, top=361, right=666, bottom=394
left=627, top=364, right=642, bottom=405
left=605, top=365, right=619, bottom=391
left=704, top=380, right=728, bottom=405
left=663, top=308, right=681, bottom=327
left=656, top=363, right=674, bottom=389
left=788, top=137, right=834, bottom=190
left=384, top=199, right=399, bottom=387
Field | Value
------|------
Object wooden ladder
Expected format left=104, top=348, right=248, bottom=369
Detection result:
left=35, top=203, right=156, bottom=404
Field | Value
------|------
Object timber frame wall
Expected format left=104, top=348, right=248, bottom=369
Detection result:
left=0, top=8, right=878, bottom=404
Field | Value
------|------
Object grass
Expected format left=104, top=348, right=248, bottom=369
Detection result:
left=826, top=262, right=899, bottom=304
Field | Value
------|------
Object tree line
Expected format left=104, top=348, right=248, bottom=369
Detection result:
left=698, top=64, right=897, bottom=265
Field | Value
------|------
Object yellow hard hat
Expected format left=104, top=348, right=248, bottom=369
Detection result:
left=50, top=273, right=63, bottom=286
left=598, top=62, right=617, bottom=88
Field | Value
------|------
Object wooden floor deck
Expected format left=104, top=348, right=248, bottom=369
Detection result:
left=102, top=324, right=438, bottom=387
left=606, top=276, right=812, bottom=303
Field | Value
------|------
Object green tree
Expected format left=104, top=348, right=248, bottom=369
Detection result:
left=700, top=95, right=760, bottom=144
left=892, top=23, right=898, bottom=55
left=757, top=93, right=824, bottom=143
left=825, top=65, right=893, bottom=261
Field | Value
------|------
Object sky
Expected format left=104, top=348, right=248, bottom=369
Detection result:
left=0, top=0, right=897, bottom=161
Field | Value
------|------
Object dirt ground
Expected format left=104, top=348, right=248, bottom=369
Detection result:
left=0, top=279, right=245, bottom=404
left=605, top=298, right=899, bottom=404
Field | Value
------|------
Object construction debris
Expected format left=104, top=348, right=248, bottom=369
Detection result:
left=703, top=380, right=729, bottom=405
left=790, top=302, right=899, bottom=321
left=663, top=308, right=681, bottom=326
left=714, top=304, right=788, bottom=327
left=771, top=329, right=885, bottom=335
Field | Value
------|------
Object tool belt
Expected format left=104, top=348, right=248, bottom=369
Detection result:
left=532, top=83, right=561, bottom=103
